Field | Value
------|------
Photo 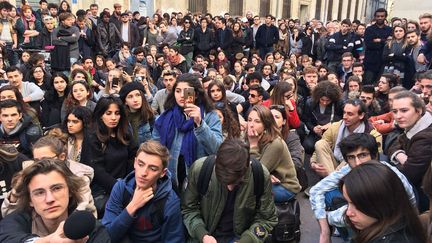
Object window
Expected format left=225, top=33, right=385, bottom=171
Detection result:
left=283, top=0, right=291, bottom=18
left=229, top=0, right=243, bottom=16
left=260, top=0, right=271, bottom=17
left=315, top=0, right=322, bottom=20
left=189, top=0, right=207, bottom=14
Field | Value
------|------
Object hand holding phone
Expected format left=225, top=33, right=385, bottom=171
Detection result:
left=183, top=87, right=195, bottom=105
left=112, top=77, right=120, bottom=87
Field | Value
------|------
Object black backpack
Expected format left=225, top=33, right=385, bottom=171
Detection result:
left=198, top=156, right=301, bottom=243
left=197, top=155, right=264, bottom=209
left=270, top=200, right=301, bottom=243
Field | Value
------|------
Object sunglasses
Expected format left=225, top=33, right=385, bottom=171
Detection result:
left=101, top=93, right=120, bottom=98
left=249, top=93, right=257, bottom=98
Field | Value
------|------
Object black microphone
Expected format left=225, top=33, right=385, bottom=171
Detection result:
left=63, top=210, right=96, bottom=240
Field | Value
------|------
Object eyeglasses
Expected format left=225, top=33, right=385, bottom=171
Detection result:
left=346, top=152, right=370, bottom=162
left=249, top=93, right=257, bottom=98
left=101, top=93, right=120, bottom=98
left=31, top=183, right=66, bottom=201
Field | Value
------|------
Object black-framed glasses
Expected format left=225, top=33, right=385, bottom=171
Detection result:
left=346, top=152, right=370, bottom=162
left=249, top=93, right=257, bottom=98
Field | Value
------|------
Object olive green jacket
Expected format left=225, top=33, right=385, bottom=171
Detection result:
left=181, top=157, right=278, bottom=243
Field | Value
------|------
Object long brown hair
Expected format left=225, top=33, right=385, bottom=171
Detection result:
left=340, top=162, right=426, bottom=243
left=270, top=81, right=293, bottom=106
left=248, top=105, right=282, bottom=151
left=15, top=159, right=85, bottom=213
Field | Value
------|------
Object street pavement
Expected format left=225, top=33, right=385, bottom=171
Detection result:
left=297, top=154, right=346, bottom=243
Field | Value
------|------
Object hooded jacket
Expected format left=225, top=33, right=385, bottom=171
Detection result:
left=0, top=114, right=41, bottom=157
left=102, top=171, right=184, bottom=242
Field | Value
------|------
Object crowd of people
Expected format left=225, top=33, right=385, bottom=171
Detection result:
left=0, top=0, right=430, bottom=242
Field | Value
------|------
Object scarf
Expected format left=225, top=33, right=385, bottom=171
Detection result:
left=155, top=105, right=204, bottom=167
left=22, top=14, right=36, bottom=43
left=168, top=53, right=184, bottom=66
left=333, top=121, right=366, bottom=162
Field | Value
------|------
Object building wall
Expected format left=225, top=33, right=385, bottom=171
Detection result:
left=389, top=0, right=432, bottom=21
left=11, top=0, right=376, bottom=23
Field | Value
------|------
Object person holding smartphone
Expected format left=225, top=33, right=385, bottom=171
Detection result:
left=152, top=73, right=223, bottom=190
left=96, top=68, right=125, bottom=100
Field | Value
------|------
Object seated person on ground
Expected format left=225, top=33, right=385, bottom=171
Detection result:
left=102, top=140, right=184, bottom=242
left=309, top=133, right=416, bottom=242
left=310, top=99, right=382, bottom=177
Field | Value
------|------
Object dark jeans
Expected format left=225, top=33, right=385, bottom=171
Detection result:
left=5, top=44, right=18, bottom=66
left=363, top=70, right=380, bottom=85
left=259, top=46, right=274, bottom=59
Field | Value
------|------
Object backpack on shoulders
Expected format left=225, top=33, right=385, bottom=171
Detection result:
left=198, top=155, right=301, bottom=242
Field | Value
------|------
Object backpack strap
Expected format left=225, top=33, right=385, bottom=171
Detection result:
left=250, top=158, right=264, bottom=209
left=197, top=155, right=216, bottom=199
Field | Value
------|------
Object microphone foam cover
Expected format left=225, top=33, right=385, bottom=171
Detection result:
left=63, top=210, right=96, bottom=240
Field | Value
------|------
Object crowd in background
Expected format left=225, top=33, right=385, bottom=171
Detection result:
left=0, top=0, right=430, bottom=242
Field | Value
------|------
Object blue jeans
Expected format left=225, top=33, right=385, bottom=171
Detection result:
left=324, top=189, right=343, bottom=208
left=272, top=184, right=295, bottom=203
left=325, top=189, right=350, bottom=241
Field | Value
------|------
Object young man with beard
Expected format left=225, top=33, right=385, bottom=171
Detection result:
left=310, top=99, right=382, bottom=177
left=119, top=12, right=139, bottom=49
left=407, top=30, right=428, bottom=73
left=363, top=8, right=392, bottom=85
left=419, top=13, right=431, bottom=44
left=151, top=70, right=176, bottom=115
left=102, top=141, right=184, bottom=242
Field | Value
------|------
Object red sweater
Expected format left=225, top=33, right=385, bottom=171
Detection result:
left=262, top=99, right=301, bottom=129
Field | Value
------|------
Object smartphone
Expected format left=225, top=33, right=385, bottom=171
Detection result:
left=183, top=88, right=195, bottom=104
left=112, top=77, right=119, bottom=87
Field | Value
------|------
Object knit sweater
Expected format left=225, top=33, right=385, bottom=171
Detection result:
left=250, top=136, right=301, bottom=193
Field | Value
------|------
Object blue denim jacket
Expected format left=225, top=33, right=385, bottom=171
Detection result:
left=152, top=111, right=223, bottom=185
left=137, top=122, right=152, bottom=145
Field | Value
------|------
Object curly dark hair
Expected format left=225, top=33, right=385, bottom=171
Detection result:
left=311, top=80, right=342, bottom=104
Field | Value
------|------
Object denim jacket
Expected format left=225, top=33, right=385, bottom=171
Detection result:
left=137, top=122, right=152, bottom=145
left=152, top=111, right=223, bottom=185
